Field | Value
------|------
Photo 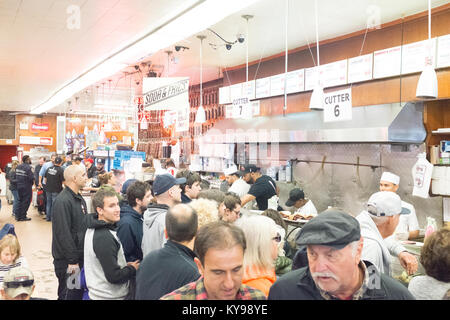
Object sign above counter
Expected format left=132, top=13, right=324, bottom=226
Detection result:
left=219, top=33, right=450, bottom=106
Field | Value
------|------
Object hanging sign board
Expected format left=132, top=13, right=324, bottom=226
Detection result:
left=19, top=121, right=28, bottom=130
left=232, top=97, right=253, bottom=119
left=270, top=74, right=286, bottom=96
left=373, top=46, right=402, bottom=79
left=225, top=105, right=234, bottom=119
left=242, top=80, right=255, bottom=100
left=320, top=60, right=348, bottom=88
left=219, top=86, right=231, bottom=105
left=437, top=34, right=450, bottom=68
left=323, top=88, right=352, bottom=123
left=175, top=107, right=189, bottom=132
left=286, top=69, right=305, bottom=94
left=230, top=83, right=243, bottom=101
left=304, top=66, right=320, bottom=91
left=255, top=77, right=271, bottom=98
left=401, top=38, right=437, bottom=75
left=143, top=77, right=189, bottom=111
left=348, top=54, right=373, bottom=83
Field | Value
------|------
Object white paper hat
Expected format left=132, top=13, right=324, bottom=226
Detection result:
left=11, top=156, right=18, bottom=161
left=223, top=165, right=238, bottom=176
left=380, top=172, right=400, bottom=185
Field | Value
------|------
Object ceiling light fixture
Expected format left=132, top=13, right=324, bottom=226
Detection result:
left=30, top=0, right=261, bottom=115
left=309, top=0, right=324, bottom=111
left=416, top=0, right=438, bottom=99
left=195, top=35, right=206, bottom=124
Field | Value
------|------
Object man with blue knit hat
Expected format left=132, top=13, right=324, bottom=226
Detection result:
left=268, top=209, right=414, bottom=300
left=141, top=174, right=186, bottom=257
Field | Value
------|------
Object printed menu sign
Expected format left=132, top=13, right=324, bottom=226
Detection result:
left=305, top=66, right=320, bottom=91
left=270, top=74, right=286, bottom=96
left=286, top=69, right=305, bottom=94
left=373, top=46, right=402, bottom=79
left=437, top=34, right=450, bottom=68
left=242, top=80, right=256, bottom=100
left=219, top=86, right=231, bottom=105
left=255, top=77, right=271, bottom=98
left=401, top=38, right=437, bottom=74
left=320, top=60, right=348, bottom=88
left=348, top=54, right=373, bottom=83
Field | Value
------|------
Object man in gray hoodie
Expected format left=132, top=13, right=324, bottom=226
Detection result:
left=356, top=191, right=418, bottom=276
left=141, top=174, right=185, bottom=257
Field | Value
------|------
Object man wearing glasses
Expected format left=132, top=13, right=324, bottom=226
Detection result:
left=219, top=193, right=242, bottom=223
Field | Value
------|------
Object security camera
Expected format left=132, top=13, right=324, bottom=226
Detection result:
left=226, top=43, right=232, bottom=50
left=134, top=65, right=140, bottom=70
left=237, top=34, right=245, bottom=43
left=175, top=46, right=181, bottom=52
left=135, top=80, right=140, bottom=86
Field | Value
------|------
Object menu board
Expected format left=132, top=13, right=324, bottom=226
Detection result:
left=255, top=77, right=271, bottom=98
left=225, top=104, right=233, bottom=119
left=286, top=69, right=305, bottom=93
left=230, top=83, right=243, bottom=101
left=242, top=80, right=256, bottom=100
left=348, top=53, right=373, bottom=83
left=401, top=38, right=437, bottom=74
left=270, top=74, right=286, bottom=96
left=373, top=46, right=402, bottom=79
left=304, top=66, right=320, bottom=91
left=437, top=34, right=450, bottom=68
left=320, top=60, right=348, bottom=88
left=219, top=86, right=231, bottom=105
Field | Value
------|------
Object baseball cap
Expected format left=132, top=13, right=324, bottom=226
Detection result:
left=296, top=210, right=361, bottom=249
left=97, top=158, right=105, bottom=165
left=365, top=191, right=410, bottom=217
left=239, top=164, right=260, bottom=175
left=121, top=178, right=138, bottom=194
left=380, top=172, right=400, bottom=185
left=153, top=174, right=186, bottom=196
left=285, top=188, right=305, bottom=207
left=2, top=267, right=34, bottom=298
left=85, top=158, right=94, bottom=164
left=223, top=164, right=239, bottom=176
left=75, top=156, right=83, bottom=161
left=54, top=157, right=63, bottom=165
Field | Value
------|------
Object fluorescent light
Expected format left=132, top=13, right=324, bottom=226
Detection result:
left=30, top=0, right=261, bottom=114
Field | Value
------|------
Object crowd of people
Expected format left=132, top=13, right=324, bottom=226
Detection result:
left=0, top=155, right=449, bottom=301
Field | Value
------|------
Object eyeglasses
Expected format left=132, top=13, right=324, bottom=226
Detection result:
left=4, top=279, right=34, bottom=289
left=272, top=234, right=282, bottom=243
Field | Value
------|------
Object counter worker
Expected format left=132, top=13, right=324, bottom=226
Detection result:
left=285, top=188, right=318, bottom=217
left=240, top=164, right=279, bottom=211
left=379, top=172, right=420, bottom=240
left=38, top=154, right=57, bottom=190
left=224, top=165, right=251, bottom=195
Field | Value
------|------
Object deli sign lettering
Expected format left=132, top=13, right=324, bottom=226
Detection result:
left=31, top=123, right=49, bottom=131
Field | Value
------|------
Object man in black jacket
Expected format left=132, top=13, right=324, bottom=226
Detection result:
left=44, top=157, right=65, bottom=222
left=136, top=204, right=200, bottom=300
left=117, top=180, right=152, bottom=262
left=268, top=209, right=415, bottom=300
left=15, top=155, right=34, bottom=221
left=51, top=165, right=88, bottom=300
left=84, top=188, right=139, bottom=300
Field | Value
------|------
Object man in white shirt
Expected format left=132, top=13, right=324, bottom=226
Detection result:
left=285, top=188, right=317, bottom=217
left=224, top=165, right=250, bottom=198
left=379, top=172, right=420, bottom=240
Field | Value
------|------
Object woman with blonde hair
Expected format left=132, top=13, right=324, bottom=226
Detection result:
left=234, top=214, right=281, bottom=296
left=188, top=198, right=219, bottom=229
left=0, top=234, right=28, bottom=289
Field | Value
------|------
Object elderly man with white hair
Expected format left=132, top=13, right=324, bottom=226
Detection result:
left=356, top=191, right=418, bottom=276
left=379, top=172, right=420, bottom=240
left=268, top=209, right=414, bottom=300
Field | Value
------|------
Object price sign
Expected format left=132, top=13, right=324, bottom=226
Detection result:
left=323, top=88, right=352, bottom=123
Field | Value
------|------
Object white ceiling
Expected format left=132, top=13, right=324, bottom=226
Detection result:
left=0, top=0, right=447, bottom=115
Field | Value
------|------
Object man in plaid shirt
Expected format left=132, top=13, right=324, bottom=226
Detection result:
left=161, top=221, right=266, bottom=300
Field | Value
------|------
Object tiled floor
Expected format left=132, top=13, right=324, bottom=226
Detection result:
left=0, top=196, right=58, bottom=300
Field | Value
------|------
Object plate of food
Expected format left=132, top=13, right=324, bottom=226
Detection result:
left=280, top=211, right=315, bottom=223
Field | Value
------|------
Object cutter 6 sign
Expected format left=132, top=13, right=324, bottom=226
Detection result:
left=323, top=88, right=352, bottom=122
